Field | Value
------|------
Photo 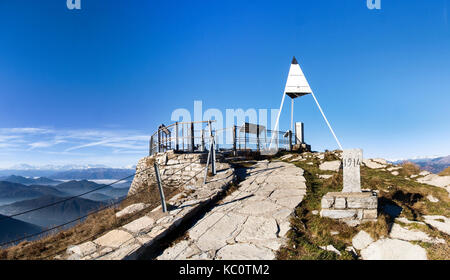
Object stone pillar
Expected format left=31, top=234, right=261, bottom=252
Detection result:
left=320, top=148, right=377, bottom=226
left=342, top=149, right=363, bottom=193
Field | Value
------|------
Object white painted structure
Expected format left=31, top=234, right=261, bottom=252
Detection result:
left=269, top=57, right=343, bottom=151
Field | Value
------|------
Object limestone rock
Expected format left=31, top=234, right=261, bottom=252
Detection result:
left=319, top=161, right=341, bottom=172
left=361, top=238, right=427, bottom=260
left=363, top=159, right=386, bottom=169
left=352, top=230, right=374, bottom=250
left=67, top=241, right=97, bottom=258
left=391, top=171, right=399, bottom=176
left=389, top=223, right=444, bottom=244
left=417, top=174, right=450, bottom=189
left=215, top=243, right=275, bottom=260
left=426, top=195, right=439, bottom=203
left=122, top=216, right=155, bottom=234
left=116, top=203, right=149, bottom=218
left=319, top=245, right=341, bottom=256
left=319, top=174, right=333, bottom=179
left=423, top=215, right=450, bottom=235
left=94, top=230, right=134, bottom=249
left=320, top=209, right=357, bottom=219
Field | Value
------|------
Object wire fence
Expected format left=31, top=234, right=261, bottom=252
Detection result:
left=0, top=159, right=204, bottom=250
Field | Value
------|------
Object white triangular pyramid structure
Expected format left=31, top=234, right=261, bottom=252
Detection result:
left=267, top=56, right=343, bottom=152
left=284, top=57, right=312, bottom=98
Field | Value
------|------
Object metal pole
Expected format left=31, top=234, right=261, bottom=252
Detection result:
left=149, top=136, right=154, bottom=156
left=233, top=125, right=237, bottom=156
left=190, top=123, right=195, bottom=152
left=257, top=125, right=260, bottom=152
left=157, top=127, right=161, bottom=153
left=289, top=130, right=293, bottom=151
left=311, top=91, right=343, bottom=150
left=153, top=162, right=167, bottom=213
left=203, top=143, right=212, bottom=185
left=201, top=129, right=205, bottom=152
left=211, top=137, right=216, bottom=175
left=270, top=91, right=287, bottom=150
left=175, top=122, right=179, bottom=151
left=291, top=98, right=294, bottom=133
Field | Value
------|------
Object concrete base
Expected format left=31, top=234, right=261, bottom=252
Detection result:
left=320, top=191, right=378, bottom=226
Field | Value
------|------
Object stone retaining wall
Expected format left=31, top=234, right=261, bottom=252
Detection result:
left=320, top=191, right=378, bottom=226
left=128, top=150, right=223, bottom=196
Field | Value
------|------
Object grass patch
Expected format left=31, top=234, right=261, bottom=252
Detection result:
left=276, top=152, right=450, bottom=260
left=276, top=159, right=358, bottom=260
left=439, top=167, right=450, bottom=176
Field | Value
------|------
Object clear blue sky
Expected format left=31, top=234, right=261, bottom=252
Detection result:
left=0, top=0, right=449, bottom=168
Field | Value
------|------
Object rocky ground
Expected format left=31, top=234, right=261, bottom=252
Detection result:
left=278, top=151, right=449, bottom=260
left=157, top=160, right=307, bottom=260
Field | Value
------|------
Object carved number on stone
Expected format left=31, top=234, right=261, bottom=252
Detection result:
left=343, top=158, right=360, bottom=168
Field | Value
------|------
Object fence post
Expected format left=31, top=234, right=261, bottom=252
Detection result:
left=233, top=125, right=237, bottom=156
left=190, top=123, right=195, bottom=152
left=153, top=162, right=167, bottom=213
left=211, top=137, right=216, bottom=175
left=175, top=122, right=179, bottom=151
left=149, top=136, right=154, bottom=156
left=203, top=143, right=212, bottom=185
left=157, top=127, right=161, bottom=153
left=201, top=129, right=205, bottom=152
left=289, top=130, right=293, bottom=151
left=256, top=125, right=260, bottom=152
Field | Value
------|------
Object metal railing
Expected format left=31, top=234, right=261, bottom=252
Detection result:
left=149, top=121, right=294, bottom=156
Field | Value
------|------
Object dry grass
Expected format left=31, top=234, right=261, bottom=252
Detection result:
left=0, top=183, right=181, bottom=260
left=439, top=167, right=450, bottom=176
left=399, top=161, right=421, bottom=177
left=276, top=152, right=450, bottom=260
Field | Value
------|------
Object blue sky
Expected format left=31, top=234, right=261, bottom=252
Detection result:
left=0, top=0, right=449, bottom=168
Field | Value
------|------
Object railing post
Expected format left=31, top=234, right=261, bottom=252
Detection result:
left=233, top=125, right=237, bottom=156
left=153, top=162, right=167, bottom=213
left=211, top=136, right=216, bottom=175
left=256, top=125, right=260, bottom=152
left=190, top=122, right=195, bottom=152
left=175, top=122, right=179, bottom=151
left=202, top=129, right=206, bottom=152
left=203, top=143, right=212, bottom=185
left=149, top=136, right=154, bottom=156
left=157, top=127, right=161, bottom=153
left=289, top=130, right=293, bottom=151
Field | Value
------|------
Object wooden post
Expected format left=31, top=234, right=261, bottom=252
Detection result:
left=153, top=162, right=167, bottom=213
left=190, top=123, right=195, bottom=152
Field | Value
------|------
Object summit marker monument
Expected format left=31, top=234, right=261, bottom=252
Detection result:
left=320, top=149, right=378, bottom=226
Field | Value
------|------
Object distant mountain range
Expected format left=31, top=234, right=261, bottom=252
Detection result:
left=392, top=155, right=450, bottom=174
left=49, top=168, right=135, bottom=180
left=0, top=175, right=61, bottom=186
left=0, top=214, right=43, bottom=244
left=0, top=167, right=135, bottom=180
left=0, top=195, right=105, bottom=228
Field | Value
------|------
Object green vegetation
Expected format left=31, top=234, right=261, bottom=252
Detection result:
left=276, top=152, right=450, bottom=260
